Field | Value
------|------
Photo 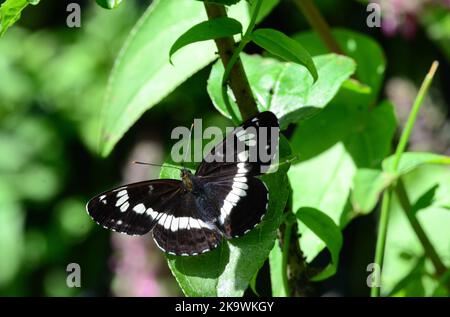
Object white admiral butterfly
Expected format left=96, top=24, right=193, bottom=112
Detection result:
left=86, top=111, right=279, bottom=256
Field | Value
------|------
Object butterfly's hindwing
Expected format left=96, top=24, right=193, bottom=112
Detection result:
left=151, top=191, right=223, bottom=256
left=202, top=175, right=269, bottom=238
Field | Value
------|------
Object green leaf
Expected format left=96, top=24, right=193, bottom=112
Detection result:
left=382, top=165, right=450, bottom=296
left=295, top=207, right=343, bottom=281
left=383, top=152, right=450, bottom=175
left=352, top=152, right=450, bottom=215
left=95, top=0, right=122, bottom=9
left=289, top=101, right=396, bottom=262
left=268, top=238, right=287, bottom=297
left=0, top=0, right=38, bottom=36
left=162, top=136, right=292, bottom=296
left=411, top=184, right=439, bottom=215
left=251, top=28, right=318, bottom=81
left=169, top=17, right=242, bottom=62
left=208, top=53, right=355, bottom=128
left=352, top=169, right=395, bottom=214
left=293, top=28, right=385, bottom=102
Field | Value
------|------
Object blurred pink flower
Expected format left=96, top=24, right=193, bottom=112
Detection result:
left=374, top=0, right=450, bottom=38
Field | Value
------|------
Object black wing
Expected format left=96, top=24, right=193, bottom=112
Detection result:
left=152, top=191, right=223, bottom=256
left=194, top=111, right=279, bottom=238
left=195, top=111, right=279, bottom=178
left=86, top=179, right=223, bottom=256
left=201, top=175, right=269, bottom=238
left=86, top=180, right=181, bottom=235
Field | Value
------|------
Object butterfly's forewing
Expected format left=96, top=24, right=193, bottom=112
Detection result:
left=195, top=111, right=279, bottom=238
left=86, top=180, right=181, bottom=235
left=87, top=179, right=223, bottom=255
left=195, top=111, right=279, bottom=178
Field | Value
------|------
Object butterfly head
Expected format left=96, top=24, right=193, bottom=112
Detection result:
left=181, top=168, right=194, bottom=192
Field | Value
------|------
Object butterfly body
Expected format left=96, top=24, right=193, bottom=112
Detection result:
left=86, top=111, right=279, bottom=256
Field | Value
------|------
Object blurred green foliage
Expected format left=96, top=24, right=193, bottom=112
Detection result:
left=0, top=1, right=139, bottom=295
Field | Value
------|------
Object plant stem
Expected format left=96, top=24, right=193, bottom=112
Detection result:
left=281, top=221, right=293, bottom=297
left=371, top=188, right=392, bottom=297
left=395, top=180, right=447, bottom=277
left=203, top=1, right=258, bottom=121
left=392, top=61, right=439, bottom=171
left=371, top=61, right=440, bottom=297
left=292, top=0, right=343, bottom=54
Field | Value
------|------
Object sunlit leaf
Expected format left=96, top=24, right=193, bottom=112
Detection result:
left=95, top=0, right=122, bottom=9
left=169, top=17, right=242, bottom=62
left=382, top=165, right=450, bottom=296
left=289, top=101, right=396, bottom=262
left=352, top=169, right=394, bottom=214
left=208, top=53, right=355, bottom=128
left=0, top=0, right=39, bottom=36
left=251, top=28, right=318, bottom=81
left=294, top=28, right=385, bottom=102
left=383, top=152, right=450, bottom=174
left=296, top=207, right=343, bottom=281
left=269, top=238, right=287, bottom=297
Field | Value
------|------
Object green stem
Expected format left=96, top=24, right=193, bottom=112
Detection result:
left=395, top=180, right=447, bottom=277
left=371, top=61, right=440, bottom=297
left=371, top=188, right=392, bottom=297
left=392, top=61, right=439, bottom=171
left=281, top=221, right=293, bottom=297
left=292, top=0, right=343, bottom=54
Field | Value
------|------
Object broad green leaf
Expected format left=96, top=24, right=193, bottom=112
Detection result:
left=96, top=0, right=122, bottom=9
left=0, top=0, right=39, bottom=36
left=352, top=153, right=450, bottom=215
left=208, top=53, right=355, bottom=128
left=161, top=136, right=291, bottom=296
left=295, top=207, right=343, bottom=281
left=352, top=169, right=394, bottom=214
left=294, top=28, right=385, bottom=102
left=289, top=101, right=396, bottom=262
left=268, top=238, right=287, bottom=297
left=387, top=257, right=426, bottom=297
left=382, top=165, right=450, bottom=296
left=99, top=0, right=275, bottom=156
left=251, top=28, right=318, bottom=81
left=383, top=152, right=450, bottom=174
left=169, top=17, right=242, bottom=62
left=289, top=143, right=354, bottom=262
left=343, top=100, right=397, bottom=168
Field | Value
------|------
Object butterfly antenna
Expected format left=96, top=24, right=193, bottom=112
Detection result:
left=182, top=122, right=194, bottom=168
left=132, top=161, right=183, bottom=171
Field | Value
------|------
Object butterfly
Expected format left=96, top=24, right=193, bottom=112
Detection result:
left=86, top=111, right=280, bottom=256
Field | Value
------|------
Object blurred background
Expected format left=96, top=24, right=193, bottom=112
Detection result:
left=0, top=0, right=449, bottom=296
